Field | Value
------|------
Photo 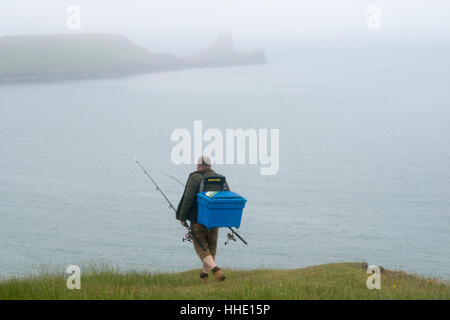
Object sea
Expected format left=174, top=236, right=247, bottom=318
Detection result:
left=0, top=36, right=449, bottom=279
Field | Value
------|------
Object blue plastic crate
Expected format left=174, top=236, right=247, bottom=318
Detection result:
left=197, top=191, right=247, bottom=229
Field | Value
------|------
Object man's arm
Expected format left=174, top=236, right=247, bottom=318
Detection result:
left=179, top=174, right=199, bottom=222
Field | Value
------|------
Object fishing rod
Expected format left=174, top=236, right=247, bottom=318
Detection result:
left=166, top=174, right=185, bottom=186
left=166, top=174, right=248, bottom=246
left=133, top=156, right=206, bottom=251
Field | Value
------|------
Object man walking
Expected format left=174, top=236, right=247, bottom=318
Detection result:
left=176, top=155, right=226, bottom=282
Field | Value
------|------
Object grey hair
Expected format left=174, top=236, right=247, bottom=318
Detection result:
left=197, top=155, right=211, bottom=166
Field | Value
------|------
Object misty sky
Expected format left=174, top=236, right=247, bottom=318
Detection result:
left=1, top=0, right=449, bottom=40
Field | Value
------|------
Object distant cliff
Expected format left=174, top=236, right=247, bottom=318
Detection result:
left=0, top=33, right=267, bottom=83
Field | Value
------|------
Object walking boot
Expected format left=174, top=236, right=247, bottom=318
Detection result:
left=212, top=267, right=226, bottom=281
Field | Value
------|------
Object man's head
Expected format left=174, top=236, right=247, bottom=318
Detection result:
left=197, top=155, right=211, bottom=171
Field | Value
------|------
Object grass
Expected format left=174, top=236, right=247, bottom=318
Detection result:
left=0, top=262, right=448, bottom=300
left=0, top=34, right=179, bottom=74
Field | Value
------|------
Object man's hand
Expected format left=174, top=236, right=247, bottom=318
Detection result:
left=180, top=221, right=186, bottom=227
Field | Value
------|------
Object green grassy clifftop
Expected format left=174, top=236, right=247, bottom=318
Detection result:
left=1, top=263, right=448, bottom=300
left=0, top=34, right=181, bottom=82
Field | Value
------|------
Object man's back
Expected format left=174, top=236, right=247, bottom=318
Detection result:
left=176, top=168, right=224, bottom=223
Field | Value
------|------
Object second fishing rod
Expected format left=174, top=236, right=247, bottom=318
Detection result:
left=134, top=157, right=207, bottom=251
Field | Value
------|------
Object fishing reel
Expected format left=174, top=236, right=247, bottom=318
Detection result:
left=183, top=231, right=193, bottom=243
left=225, top=231, right=237, bottom=245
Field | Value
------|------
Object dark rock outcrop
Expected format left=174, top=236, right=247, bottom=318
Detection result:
left=184, top=32, right=267, bottom=67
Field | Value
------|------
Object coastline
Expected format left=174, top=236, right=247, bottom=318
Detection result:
left=0, top=33, right=267, bottom=84
left=0, top=61, right=266, bottom=84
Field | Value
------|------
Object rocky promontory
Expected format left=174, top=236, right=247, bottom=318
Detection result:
left=0, top=33, right=266, bottom=83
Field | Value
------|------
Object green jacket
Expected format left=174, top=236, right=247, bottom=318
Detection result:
left=176, top=168, right=223, bottom=223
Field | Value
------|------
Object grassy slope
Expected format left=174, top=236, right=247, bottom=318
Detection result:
left=0, top=34, right=179, bottom=74
left=0, top=263, right=449, bottom=300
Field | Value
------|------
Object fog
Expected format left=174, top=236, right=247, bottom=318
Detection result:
left=1, top=0, right=449, bottom=39
left=1, top=1, right=449, bottom=59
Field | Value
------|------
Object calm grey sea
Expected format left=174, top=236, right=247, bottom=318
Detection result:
left=0, top=40, right=449, bottom=279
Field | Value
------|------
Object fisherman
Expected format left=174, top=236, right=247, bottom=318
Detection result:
left=176, top=155, right=226, bottom=282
